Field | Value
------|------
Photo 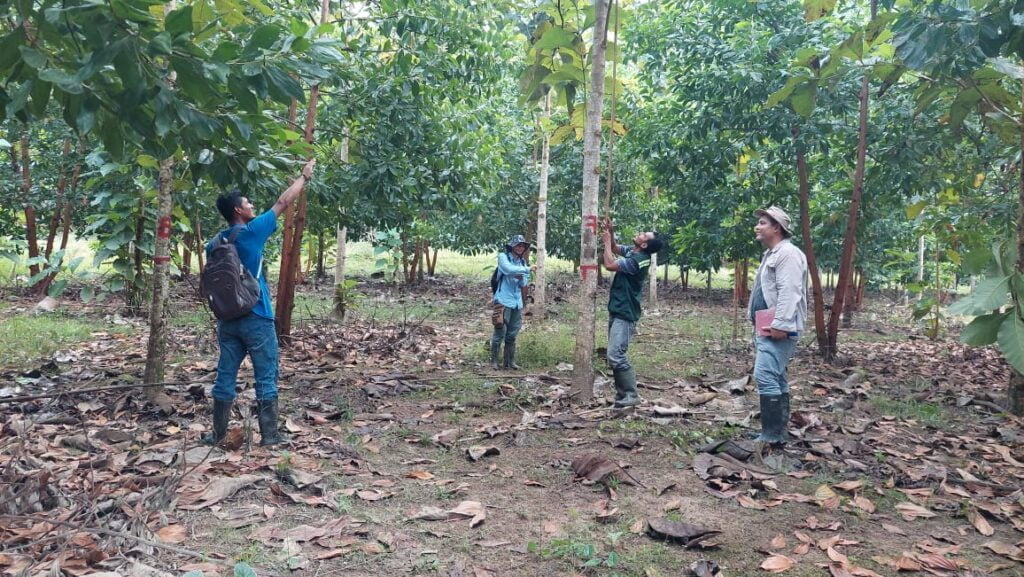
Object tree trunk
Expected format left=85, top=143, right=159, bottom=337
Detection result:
left=18, top=134, right=40, bottom=279
left=571, top=0, right=610, bottom=400
left=795, top=125, right=828, bottom=355
left=705, top=271, right=712, bottom=297
left=1008, top=76, right=1024, bottom=415
left=824, top=1, right=873, bottom=361
left=842, top=266, right=856, bottom=329
left=333, top=224, right=347, bottom=320
left=682, top=267, right=689, bottom=290
left=277, top=100, right=301, bottom=339
left=37, top=138, right=75, bottom=296
left=647, top=251, right=658, bottom=309
left=143, top=156, right=175, bottom=412
left=131, top=191, right=147, bottom=313
left=181, top=233, right=192, bottom=277
left=193, top=213, right=205, bottom=274
left=316, top=231, right=325, bottom=279
left=428, top=248, right=438, bottom=276
left=534, top=90, right=552, bottom=319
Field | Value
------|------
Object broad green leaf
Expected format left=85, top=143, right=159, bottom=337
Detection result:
left=19, top=46, right=47, bottom=69
left=137, top=154, right=159, bottom=168
left=804, top=0, right=837, bottom=21
left=998, top=313, right=1024, bottom=375
left=234, top=562, right=257, bottom=577
left=835, top=30, right=864, bottom=60
left=47, top=279, right=68, bottom=298
left=949, top=88, right=981, bottom=126
left=534, top=27, right=575, bottom=52
left=905, top=200, right=926, bottom=219
left=962, top=311, right=1009, bottom=346
left=38, top=69, right=83, bottom=94
left=948, top=275, right=1010, bottom=315
left=165, top=5, right=193, bottom=36
left=180, top=571, right=203, bottom=577
left=790, top=81, right=817, bottom=117
left=549, top=123, right=576, bottom=146
left=989, top=57, right=1024, bottom=80
left=765, top=76, right=803, bottom=109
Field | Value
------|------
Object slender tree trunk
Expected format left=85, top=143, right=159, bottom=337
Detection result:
left=143, top=156, right=175, bottom=412
left=18, top=134, right=40, bottom=279
left=1008, top=76, right=1024, bottom=415
left=647, top=251, right=658, bottom=308
left=193, top=213, right=205, bottom=274
left=429, top=248, right=438, bottom=276
left=333, top=224, right=348, bottom=320
left=400, top=229, right=410, bottom=284
left=824, top=1, right=873, bottom=361
left=132, top=192, right=147, bottom=312
left=277, top=100, right=301, bottom=337
left=332, top=136, right=349, bottom=318
left=316, top=231, right=325, bottom=279
left=37, top=138, right=75, bottom=296
left=534, top=90, right=552, bottom=319
left=571, top=0, right=610, bottom=400
left=795, top=126, right=828, bottom=355
left=181, top=233, right=192, bottom=277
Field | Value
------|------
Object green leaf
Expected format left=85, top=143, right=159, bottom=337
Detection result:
left=905, top=200, right=926, bottom=219
left=803, top=0, right=837, bottom=21
left=765, top=76, right=803, bottom=109
left=29, top=79, right=51, bottom=116
left=534, top=27, right=576, bottom=52
left=263, top=66, right=304, bottom=104
left=47, top=279, right=68, bottom=298
left=38, top=69, right=83, bottom=94
left=998, top=313, right=1024, bottom=375
left=165, top=5, right=193, bottom=36
left=19, top=46, right=47, bottom=69
left=989, top=57, right=1024, bottom=80
left=962, top=311, right=1008, bottom=346
left=790, top=81, right=817, bottom=117
left=233, top=562, right=258, bottom=577
left=948, top=275, right=1011, bottom=315
left=179, top=571, right=203, bottom=577
left=835, top=30, right=864, bottom=60
left=137, top=154, right=159, bottom=168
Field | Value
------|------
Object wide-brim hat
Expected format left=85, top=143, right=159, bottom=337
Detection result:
left=755, top=206, right=793, bottom=236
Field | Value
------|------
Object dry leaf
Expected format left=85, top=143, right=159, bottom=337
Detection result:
left=154, top=524, right=187, bottom=544
left=833, top=480, right=864, bottom=492
left=760, top=554, right=795, bottom=573
left=406, top=470, right=435, bottom=480
left=827, top=547, right=849, bottom=565
left=793, top=543, right=810, bottom=555
left=895, top=502, right=936, bottom=521
left=449, top=501, right=486, bottom=527
left=737, top=495, right=767, bottom=510
left=852, top=495, right=876, bottom=513
left=770, top=534, right=787, bottom=549
left=646, top=517, right=721, bottom=548
left=969, top=509, right=994, bottom=536
left=814, top=485, right=840, bottom=509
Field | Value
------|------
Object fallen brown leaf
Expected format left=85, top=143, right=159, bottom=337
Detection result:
left=154, top=524, right=187, bottom=544
left=969, top=509, right=994, bottom=536
left=760, top=554, right=795, bottom=573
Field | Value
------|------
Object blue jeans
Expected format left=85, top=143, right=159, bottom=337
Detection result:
left=213, top=313, right=279, bottom=402
left=607, top=316, right=636, bottom=371
left=491, top=306, right=524, bottom=345
left=753, top=335, right=797, bottom=396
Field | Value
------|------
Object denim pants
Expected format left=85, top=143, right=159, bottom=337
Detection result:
left=213, top=313, right=279, bottom=402
left=491, top=307, right=524, bottom=346
left=607, top=316, right=636, bottom=371
left=753, top=335, right=797, bottom=396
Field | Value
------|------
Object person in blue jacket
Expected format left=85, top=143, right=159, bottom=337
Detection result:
left=490, top=235, right=533, bottom=370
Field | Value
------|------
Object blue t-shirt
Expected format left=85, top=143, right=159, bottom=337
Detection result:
left=207, top=210, right=277, bottom=320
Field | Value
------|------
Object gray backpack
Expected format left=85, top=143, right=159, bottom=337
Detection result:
left=200, top=226, right=261, bottom=320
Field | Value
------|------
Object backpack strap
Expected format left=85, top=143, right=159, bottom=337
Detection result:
left=220, top=225, right=263, bottom=280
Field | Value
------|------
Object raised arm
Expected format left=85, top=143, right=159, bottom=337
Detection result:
left=272, top=159, right=316, bottom=217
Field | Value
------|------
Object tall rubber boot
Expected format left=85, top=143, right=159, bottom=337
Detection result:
left=257, top=398, right=289, bottom=447
left=613, top=367, right=640, bottom=408
left=201, top=398, right=232, bottom=446
left=490, top=338, right=502, bottom=370
left=754, top=395, right=785, bottom=445
left=504, top=339, right=520, bottom=370
left=780, top=392, right=790, bottom=436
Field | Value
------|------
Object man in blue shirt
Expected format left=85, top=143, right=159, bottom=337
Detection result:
left=490, top=235, right=532, bottom=370
left=202, top=159, right=316, bottom=448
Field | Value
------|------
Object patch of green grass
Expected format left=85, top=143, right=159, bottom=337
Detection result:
left=869, top=395, right=947, bottom=428
left=169, top=308, right=213, bottom=329
left=467, top=321, right=575, bottom=370
left=0, top=312, right=128, bottom=369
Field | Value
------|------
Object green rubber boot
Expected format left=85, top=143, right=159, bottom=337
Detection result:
left=613, top=367, right=640, bottom=408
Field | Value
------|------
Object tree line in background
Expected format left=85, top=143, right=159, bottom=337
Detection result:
left=0, top=0, right=1022, bottom=411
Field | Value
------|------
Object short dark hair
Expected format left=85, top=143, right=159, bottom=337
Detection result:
left=216, top=190, right=243, bottom=224
left=643, top=232, right=664, bottom=255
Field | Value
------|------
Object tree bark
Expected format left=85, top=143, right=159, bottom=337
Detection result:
left=1008, top=76, right=1024, bottom=415
left=534, top=90, right=552, bottom=319
left=647, top=251, right=658, bottom=309
left=37, top=138, right=75, bottom=296
left=824, top=1, right=873, bottom=361
left=18, top=133, right=40, bottom=279
left=795, top=126, right=828, bottom=355
left=277, top=100, right=301, bottom=338
left=333, top=224, right=348, bottom=320
left=143, top=156, right=175, bottom=412
left=571, top=0, right=610, bottom=400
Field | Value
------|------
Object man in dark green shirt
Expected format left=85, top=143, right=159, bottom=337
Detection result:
left=602, top=217, right=664, bottom=408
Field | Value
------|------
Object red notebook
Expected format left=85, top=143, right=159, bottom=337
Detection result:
left=755, top=308, right=775, bottom=336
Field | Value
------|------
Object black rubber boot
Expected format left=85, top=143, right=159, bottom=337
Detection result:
left=780, top=392, right=790, bottom=434
left=490, top=338, right=502, bottom=370
left=613, top=367, right=640, bottom=408
left=201, top=398, right=232, bottom=446
left=754, top=395, right=785, bottom=445
left=504, top=339, right=520, bottom=370
left=257, top=398, right=289, bottom=447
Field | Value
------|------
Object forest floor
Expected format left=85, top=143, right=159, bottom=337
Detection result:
left=1, top=275, right=1022, bottom=577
